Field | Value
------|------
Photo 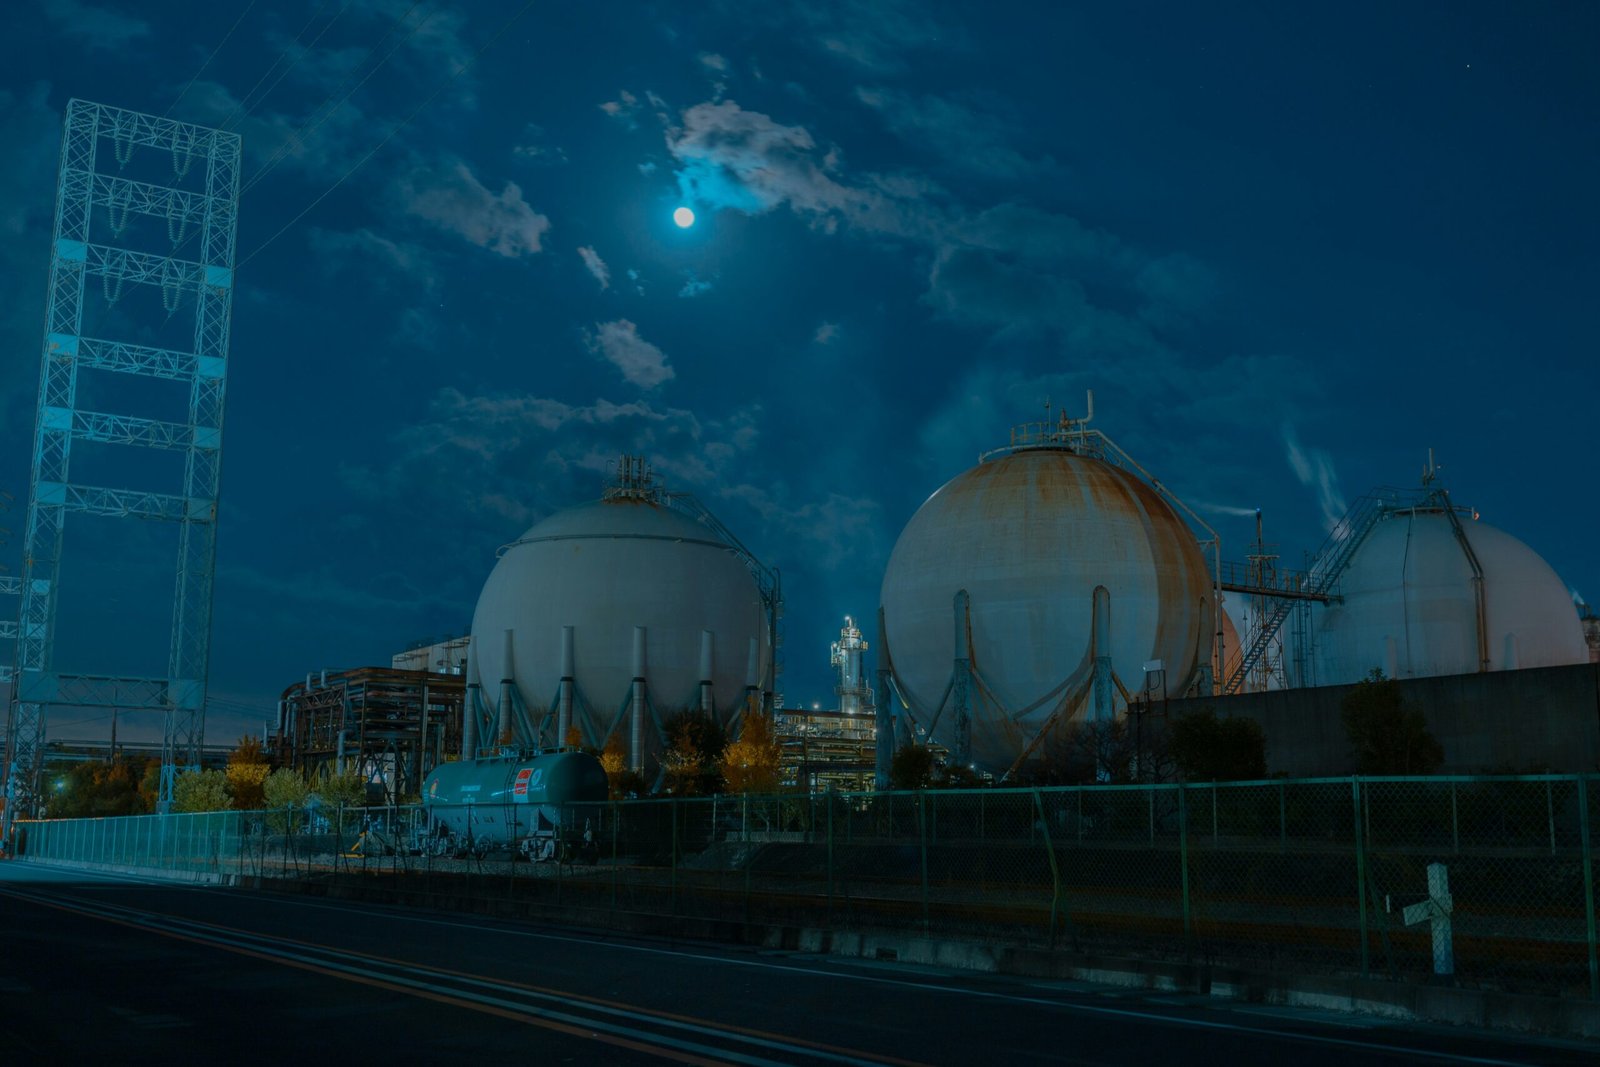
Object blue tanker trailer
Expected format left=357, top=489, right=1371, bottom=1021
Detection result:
left=423, top=750, right=609, bottom=860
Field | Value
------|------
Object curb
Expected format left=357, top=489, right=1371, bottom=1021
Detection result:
left=242, top=872, right=1600, bottom=1042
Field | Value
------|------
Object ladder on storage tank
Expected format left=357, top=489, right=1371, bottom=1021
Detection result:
left=1221, top=492, right=1392, bottom=695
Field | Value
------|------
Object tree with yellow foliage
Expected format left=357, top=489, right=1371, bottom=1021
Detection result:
left=599, top=732, right=646, bottom=798
left=226, top=735, right=270, bottom=809
left=720, top=710, right=783, bottom=795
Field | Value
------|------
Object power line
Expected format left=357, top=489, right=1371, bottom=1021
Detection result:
left=225, top=0, right=356, bottom=133
left=131, top=2, right=431, bottom=276
left=241, top=0, right=431, bottom=196
left=218, top=0, right=336, bottom=132
left=238, top=0, right=537, bottom=269
left=163, top=0, right=261, bottom=119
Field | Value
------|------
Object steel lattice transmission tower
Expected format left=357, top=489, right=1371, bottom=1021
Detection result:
left=3, top=100, right=241, bottom=827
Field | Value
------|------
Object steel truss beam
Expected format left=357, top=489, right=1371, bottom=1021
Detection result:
left=3, top=100, right=239, bottom=831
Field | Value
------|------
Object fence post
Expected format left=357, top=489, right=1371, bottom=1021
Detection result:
left=611, top=801, right=620, bottom=913
left=743, top=797, right=753, bottom=927
left=917, top=791, right=930, bottom=936
left=1031, top=789, right=1064, bottom=948
left=1451, top=781, right=1460, bottom=855
left=1279, top=780, right=1287, bottom=853
left=1577, top=775, right=1598, bottom=1000
left=826, top=791, right=835, bottom=918
left=1547, top=781, right=1557, bottom=857
left=1178, top=784, right=1192, bottom=952
left=1352, top=777, right=1370, bottom=978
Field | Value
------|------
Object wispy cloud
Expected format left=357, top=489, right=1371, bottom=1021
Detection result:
left=1283, top=425, right=1348, bottom=532
left=310, top=227, right=438, bottom=290
left=344, top=387, right=758, bottom=528
left=854, top=86, right=1050, bottom=179
left=678, top=277, right=713, bottom=298
left=585, top=320, right=675, bottom=389
left=398, top=159, right=550, bottom=257
left=813, top=322, right=839, bottom=345
left=42, top=0, right=149, bottom=50
left=513, top=123, right=568, bottom=165
left=600, top=89, right=668, bottom=130
left=789, top=0, right=957, bottom=73
left=577, top=246, right=611, bottom=289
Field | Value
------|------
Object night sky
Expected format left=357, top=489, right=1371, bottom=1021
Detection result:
left=2, top=1, right=1596, bottom=744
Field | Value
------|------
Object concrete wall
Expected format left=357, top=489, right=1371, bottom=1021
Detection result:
left=1162, top=663, right=1600, bottom=776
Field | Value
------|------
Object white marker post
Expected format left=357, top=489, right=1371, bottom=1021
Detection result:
left=1402, top=862, right=1455, bottom=978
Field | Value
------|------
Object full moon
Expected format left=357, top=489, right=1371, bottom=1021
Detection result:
left=673, top=206, right=695, bottom=228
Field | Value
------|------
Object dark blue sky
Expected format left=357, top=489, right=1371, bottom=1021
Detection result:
left=3, top=1, right=1596, bottom=741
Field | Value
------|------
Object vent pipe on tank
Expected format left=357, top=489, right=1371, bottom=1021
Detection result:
left=631, top=626, right=647, bottom=774
left=417, top=681, right=430, bottom=789
left=1091, top=586, right=1113, bottom=723
left=463, top=639, right=481, bottom=762
left=558, top=626, right=575, bottom=746
left=497, top=628, right=516, bottom=747
left=699, top=630, right=715, bottom=718
left=743, top=636, right=760, bottom=716
left=951, top=590, right=973, bottom=767
left=875, top=608, right=895, bottom=790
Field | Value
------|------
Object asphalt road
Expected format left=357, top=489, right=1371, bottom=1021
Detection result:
left=0, top=861, right=1592, bottom=1066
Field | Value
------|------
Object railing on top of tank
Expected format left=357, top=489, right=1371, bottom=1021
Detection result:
left=980, top=420, right=1106, bottom=463
left=10, top=774, right=1600, bottom=1003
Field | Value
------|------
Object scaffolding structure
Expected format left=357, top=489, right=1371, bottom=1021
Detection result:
left=270, top=668, right=466, bottom=804
left=3, top=101, right=241, bottom=828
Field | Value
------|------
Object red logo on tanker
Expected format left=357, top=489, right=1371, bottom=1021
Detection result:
left=512, top=768, right=534, bottom=796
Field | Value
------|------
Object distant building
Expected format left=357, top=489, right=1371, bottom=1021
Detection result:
left=392, top=635, right=471, bottom=675
left=776, top=706, right=875, bottom=793
left=269, top=667, right=465, bottom=803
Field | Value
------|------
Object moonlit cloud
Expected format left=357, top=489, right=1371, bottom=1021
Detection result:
left=398, top=160, right=551, bottom=257
left=577, top=245, right=611, bottom=289
left=584, top=319, right=675, bottom=389
left=813, top=322, right=839, bottom=344
left=678, top=277, right=712, bottom=298
left=662, top=99, right=1211, bottom=353
left=666, top=99, right=940, bottom=238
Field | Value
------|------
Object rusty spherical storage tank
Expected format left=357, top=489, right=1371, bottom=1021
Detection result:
left=879, top=433, right=1213, bottom=774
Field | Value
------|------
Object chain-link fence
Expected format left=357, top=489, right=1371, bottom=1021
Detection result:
left=12, top=775, right=1599, bottom=1000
